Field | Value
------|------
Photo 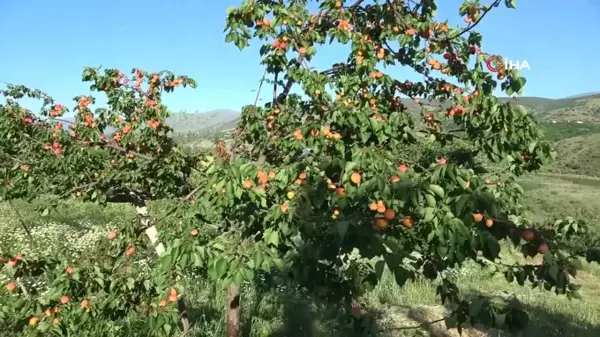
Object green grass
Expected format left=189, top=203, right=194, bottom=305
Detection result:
left=543, top=133, right=600, bottom=177
left=2, top=171, right=600, bottom=337
left=517, top=173, right=600, bottom=226
left=539, top=123, right=600, bottom=142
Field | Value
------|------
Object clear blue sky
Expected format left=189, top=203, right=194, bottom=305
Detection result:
left=1, top=0, right=598, bottom=114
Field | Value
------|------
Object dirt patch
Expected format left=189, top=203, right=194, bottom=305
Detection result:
left=573, top=270, right=600, bottom=296
left=376, top=305, right=493, bottom=337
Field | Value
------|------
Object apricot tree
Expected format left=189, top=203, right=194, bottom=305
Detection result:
left=217, top=0, right=599, bottom=333
left=1, top=0, right=599, bottom=336
left=0, top=68, right=203, bottom=336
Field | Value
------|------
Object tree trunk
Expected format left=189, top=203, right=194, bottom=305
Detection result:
left=226, top=284, right=241, bottom=337
left=135, top=202, right=190, bottom=332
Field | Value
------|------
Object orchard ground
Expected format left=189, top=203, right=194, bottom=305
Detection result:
left=1, top=172, right=599, bottom=337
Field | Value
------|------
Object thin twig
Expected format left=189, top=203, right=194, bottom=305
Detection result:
left=253, top=69, right=269, bottom=106
left=8, top=200, right=35, bottom=243
left=383, top=316, right=447, bottom=331
left=437, top=0, right=501, bottom=42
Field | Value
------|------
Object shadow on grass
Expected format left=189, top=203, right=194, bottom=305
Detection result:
left=452, top=290, right=600, bottom=337
left=266, top=298, right=318, bottom=337
left=185, top=304, right=222, bottom=331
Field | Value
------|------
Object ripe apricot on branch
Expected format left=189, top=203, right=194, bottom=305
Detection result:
left=243, top=179, right=254, bottom=189
left=125, top=246, right=135, bottom=256
left=485, top=218, right=494, bottom=228
left=374, top=218, right=389, bottom=230
left=472, top=213, right=483, bottom=223
left=376, top=201, right=386, bottom=214
left=350, top=172, right=361, bottom=185
left=521, top=230, right=535, bottom=241
left=6, top=282, right=16, bottom=291
left=402, top=216, right=414, bottom=229
left=538, top=243, right=549, bottom=254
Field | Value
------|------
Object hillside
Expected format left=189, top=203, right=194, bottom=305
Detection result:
left=501, top=93, right=600, bottom=123
left=163, top=93, right=600, bottom=136
left=166, top=109, right=239, bottom=133
left=544, top=133, right=600, bottom=177
left=539, top=122, right=600, bottom=141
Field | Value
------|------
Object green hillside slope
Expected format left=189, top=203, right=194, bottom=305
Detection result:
left=502, top=94, right=600, bottom=123
left=544, top=133, right=600, bottom=177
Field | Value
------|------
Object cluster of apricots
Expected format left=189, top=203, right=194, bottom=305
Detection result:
left=273, top=37, right=289, bottom=50
left=280, top=172, right=309, bottom=212
left=157, top=288, right=179, bottom=308
left=133, top=69, right=145, bottom=89
left=472, top=213, right=549, bottom=254
left=367, top=200, right=414, bottom=231
left=427, top=57, right=443, bottom=71
left=446, top=104, right=465, bottom=117
left=472, top=212, right=495, bottom=228
left=42, top=141, right=63, bottom=155
left=464, top=5, right=479, bottom=23
left=49, top=104, right=64, bottom=118
left=115, top=71, right=129, bottom=87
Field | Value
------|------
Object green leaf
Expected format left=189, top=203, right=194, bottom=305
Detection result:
left=445, top=314, right=458, bottom=328
left=163, top=323, right=172, bottom=335
left=393, top=266, right=412, bottom=287
left=336, top=220, right=349, bottom=241
left=233, top=271, right=244, bottom=286
left=482, top=234, right=500, bottom=260
left=425, top=194, right=436, bottom=207
left=374, top=260, right=385, bottom=280
left=253, top=252, right=264, bottom=269
left=215, top=258, right=228, bottom=279
left=423, top=207, right=435, bottom=222
left=344, top=161, right=357, bottom=175
left=272, top=258, right=285, bottom=271
left=469, top=298, right=484, bottom=317
left=429, top=184, right=445, bottom=198
left=267, top=230, right=279, bottom=246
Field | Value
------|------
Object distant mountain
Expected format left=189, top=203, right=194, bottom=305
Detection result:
left=562, top=92, right=600, bottom=99
left=166, top=109, right=239, bottom=133
left=499, top=94, right=600, bottom=123
left=155, top=92, right=600, bottom=136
